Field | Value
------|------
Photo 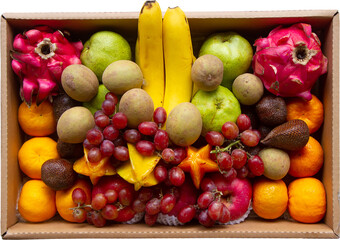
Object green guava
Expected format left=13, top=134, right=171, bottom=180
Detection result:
left=80, top=31, right=132, bottom=81
left=191, top=86, right=241, bottom=135
left=83, top=84, right=110, bottom=115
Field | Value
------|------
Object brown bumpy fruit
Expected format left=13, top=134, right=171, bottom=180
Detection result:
left=256, top=95, right=287, bottom=127
left=57, top=139, right=84, bottom=160
left=41, top=159, right=77, bottom=191
left=261, top=119, right=310, bottom=151
left=53, top=93, right=81, bottom=122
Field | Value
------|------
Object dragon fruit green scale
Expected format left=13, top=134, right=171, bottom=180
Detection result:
left=11, top=26, right=83, bottom=106
left=252, top=23, right=328, bottom=101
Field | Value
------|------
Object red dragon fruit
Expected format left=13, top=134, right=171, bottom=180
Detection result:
left=11, top=26, right=83, bottom=106
left=252, top=23, right=328, bottom=101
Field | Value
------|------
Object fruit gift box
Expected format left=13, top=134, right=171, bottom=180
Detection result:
left=1, top=6, right=340, bottom=239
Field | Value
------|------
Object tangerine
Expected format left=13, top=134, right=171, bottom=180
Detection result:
left=18, top=137, right=60, bottom=179
left=56, top=178, right=92, bottom=222
left=288, top=136, right=323, bottom=177
left=288, top=177, right=326, bottom=223
left=18, top=100, right=56, bottom=137
left=286, top=94, right=324, bottom=134
left=18, top=179, right=56, bottom=222
left=252, top=178, right=288, bottom=219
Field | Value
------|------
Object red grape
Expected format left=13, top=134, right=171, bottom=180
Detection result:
left=112, top=112, right=128, bottom=129
left=222, top=168, right=237, bottom=182
left=208, top=200, right=223, bottom=221
left=118, top=188, right=133, bottom=206
left=138, top=121, right=158, bottom=136
left=132, top=199, right=146, bottom=213
left=197, top=191, right=214, bottom=209
left=178, top=205, right=196, bottom=224
left=240, top=129, right=260, bottom=147
left=160, top=193, right=176, bottom=214
left=137, top=188, right=154, bottom=202
left=153, top=107, right=167, bottom=126
left=123, top=129, right=141, bottom=143
left=72, top=208, right=86, bottom=223
left=103, top=125, right=119, bottom=141
left=136, top=140, right=155, bottom=156
left=100, top=140, right=115, bottom=157
left=91, top=210, right=106, bottom=227
left=94, top=110, right=106, bottom=118
left=221, top=121, right=239, bottom=140
left=102, top=99, right=115, bottom=116
left=219, top=204, right=231, bottom=224
left=72, top=188, right=86, bottom=205
left=154, top=130, right=169, bottom=150
left=105, top=92, right=118, bottom=105
left=86, top=211, right=94, bottom=225
left=200, top=177, right=216, bottom=192
left=248, top=155, right=264, bottom=176
left=101, top=204, right=118, bottom=220
left=91, top=193, right=107, bottom=210
left=168, top=167, right=185, bottom=186
left=83, top=138, right=95, bottom=149
left=161, top=148, right=175, bottom=163
left=173, top=147, right=187, bottom=164
left=198, top=209, right=215, bottom=227
left=144, top=213, right=158, bottom=226
left=205, top=131, right=224, bottom=146
left=145, top=198, right=161, bottom=215
left=236, top=114, right=252, bottom=132
left=87, top=147, right=102, bottom=163
left=95, top=115, right=110, bottom=128
left=217, top=152, right=233, bottom=171
left=236, top=165, right=249, bottom=178
left=113, top=146, right=129, bottom=161
left=231, top=149, right=247, bottom=169
left=154, top=165, right=168, bottom=182
left=104, top=189, right=118, bottom=203
left=253, top=129, right=261, bottom=139
left=86, top=129, right=104, bottom=145
left=112, top=136, right=126, bottom=147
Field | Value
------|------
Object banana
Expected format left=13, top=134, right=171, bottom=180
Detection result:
left=136, top=0, right=164, bottom=109
left=163, top=6, right=194, bottom=115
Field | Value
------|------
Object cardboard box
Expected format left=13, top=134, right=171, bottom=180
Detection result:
left=1, top=10, right=339, bottom=238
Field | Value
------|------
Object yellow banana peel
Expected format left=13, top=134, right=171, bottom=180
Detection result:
left=162, top=6, right=194, bottom=115
left=136, top=0, right=164, bottom=109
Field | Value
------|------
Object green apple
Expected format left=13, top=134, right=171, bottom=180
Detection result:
left=80, top=31, right=132, bottom=81
left=83, top=84, right=110, bottom=115
left=199, top=32, right=253, bottom=90
left=191, top=86, right=241, bottom=135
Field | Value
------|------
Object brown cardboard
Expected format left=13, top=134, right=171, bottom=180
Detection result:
left=1, top=10, right=339, bottom=238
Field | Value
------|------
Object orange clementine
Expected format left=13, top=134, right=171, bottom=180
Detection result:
left=18, top=100, right=56, bottom=137
left=288, top=136, right=323, bottom=177
left=18, top=137, right=60, bottom=179
left=286, top=94, right=324, bottom=134
left=18, top=179, right=56, bottom=222
left=252, top=178, right=288, bottom=219
left=56, top=178, right=92, bottom=223
left=288, top=177, right=326, bottom=223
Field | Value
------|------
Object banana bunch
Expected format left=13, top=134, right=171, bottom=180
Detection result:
left=136, top=1, right=194, bottom=114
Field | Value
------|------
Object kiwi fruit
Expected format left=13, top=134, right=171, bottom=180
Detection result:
left=41, top=159, right=77, bottom=191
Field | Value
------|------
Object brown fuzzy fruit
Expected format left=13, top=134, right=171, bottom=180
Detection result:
left=41, top=159, right=77, bottom=191
left=261, top=119, right=310, bottom=151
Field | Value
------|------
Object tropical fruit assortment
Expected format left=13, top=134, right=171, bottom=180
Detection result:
left=12, top=1, right=328, bottom=228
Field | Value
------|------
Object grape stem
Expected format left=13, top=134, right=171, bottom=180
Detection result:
left=210, top=140, right=241, bottom=154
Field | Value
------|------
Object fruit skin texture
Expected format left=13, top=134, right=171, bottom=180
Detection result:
left=11, top=26, right=83, bottom=106
left=136, top=1, right=164, bottom=109
left=166, top=102, right=202, bottom=147
left=56, top=178, right=92, bottom=223
left=258, top=148, right=290, bottom=180
left=199, top=32, right=253, bottom=90
left=255, top=95, right=287, bottom=127
left=286, top=94, right=324, bottom=134
left=18, top=179, right=56, bottom=222
left=252, top=23, right=328, bottom=101
left=18, top=137, right=60, bottom=179
left=288, top=136, right=324, bottom=177
left=61, top=64, right=99, bottom=102
left=288, top=177, right=326, bottom=223
left=162, top=6, right=194, bottom=115
left=209, top=173, right=252, bottom=221
left=118, top=88, right=154, bottom=128
left=80, top=31, right=131, bottom=81
left=191, top=86, right=241, bottom=135
left=232, top=73, right=264, bottom=105
left=252, top=178, right=288, bottom=220
left=18, top=99, right=56, bottom=137
left=57, top=106, right=95, bottom=143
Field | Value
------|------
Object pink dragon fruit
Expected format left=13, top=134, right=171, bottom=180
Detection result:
left=11, top=26, right=83, bottom=106
left=252, top=23, right=328, bottom=101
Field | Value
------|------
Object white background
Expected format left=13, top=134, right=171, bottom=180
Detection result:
left=0, top=0, right=339, bottom=240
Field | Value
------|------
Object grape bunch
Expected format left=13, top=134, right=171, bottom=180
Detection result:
left=205, top=114, right=265, bottom=180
